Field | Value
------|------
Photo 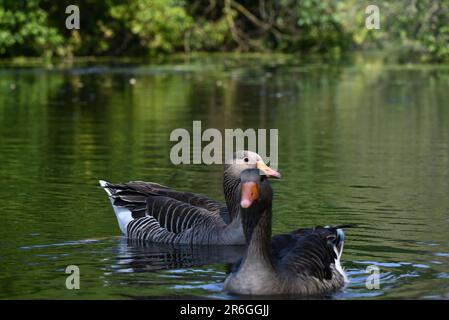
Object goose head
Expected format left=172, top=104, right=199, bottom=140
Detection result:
left=224, top=150, right=280, bottom=180
left=223, top=151, right=278, bottom=218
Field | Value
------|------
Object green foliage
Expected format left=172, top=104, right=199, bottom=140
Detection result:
left=109, top=0, right=193, bottom=54
left=187, top=17, right=229, bottom=52
left=284, top=0, right=349, bottom=52
left=0, top=0, right=447, bottom=62
left=383, top=0, right=449, bottom=63
left=340, top=0, right=449, bottom=63
left=0, top=0, right=64, bottom=58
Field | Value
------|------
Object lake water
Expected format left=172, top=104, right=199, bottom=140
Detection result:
left=1, top=55, right=448, bottom=299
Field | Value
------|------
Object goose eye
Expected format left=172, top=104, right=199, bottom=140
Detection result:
left=244, top=157, right=249, bottom=163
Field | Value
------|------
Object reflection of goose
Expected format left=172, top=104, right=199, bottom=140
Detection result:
left=100, top=151, right=280, bottom=245
left=114, top=237, right=246, bottom=272
left=225, top=169, right=347, bottom=296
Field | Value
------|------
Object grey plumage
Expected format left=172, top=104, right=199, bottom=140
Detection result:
left=101, top=180, right=245, bottom=245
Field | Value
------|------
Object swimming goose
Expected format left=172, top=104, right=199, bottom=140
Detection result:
left=224, top=169, right=347, bottom=296
left=100, top=151, right=280, bottom=245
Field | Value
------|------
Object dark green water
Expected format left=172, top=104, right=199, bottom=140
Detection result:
left=1, top=56, right=449, bottom=299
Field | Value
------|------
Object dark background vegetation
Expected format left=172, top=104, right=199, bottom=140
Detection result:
left=0, top=0, right=448, bottom=63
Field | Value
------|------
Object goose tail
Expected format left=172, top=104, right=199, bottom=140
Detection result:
left=333, top=227, right=347, bottom=282
left=99, top=180, right=133, bottom=235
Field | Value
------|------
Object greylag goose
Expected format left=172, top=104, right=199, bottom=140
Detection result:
left=99, top=151, right=280, bottom=245
left=224, top=169, right=347, bottom=296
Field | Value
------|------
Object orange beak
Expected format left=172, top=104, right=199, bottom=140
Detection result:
left=240, top=182, right=260, bottom=208
left=257, top=161, right=281, bottom=179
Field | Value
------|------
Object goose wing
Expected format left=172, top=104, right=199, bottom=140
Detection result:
left=126, top=195, right=226, bottom=240
left=272, top=226, right=346, bottom=281
left=105, top=182, right=229, bottom=243
left=102, top=181, right=229, bottom=223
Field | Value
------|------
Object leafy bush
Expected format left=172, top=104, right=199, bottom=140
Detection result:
left=0, top=0, right=447, bottom=62
left=0, top=0, right=64, bottom=58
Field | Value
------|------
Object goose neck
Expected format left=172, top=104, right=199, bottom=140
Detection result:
left=223, top=170, right=240, bottom=219
left=241, top=204, right=274, bottom=268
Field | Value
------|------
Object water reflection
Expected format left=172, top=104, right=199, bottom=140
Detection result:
left=113, top=238, right=246, bottom=273
left=0, top=56, right=449, bottom=299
